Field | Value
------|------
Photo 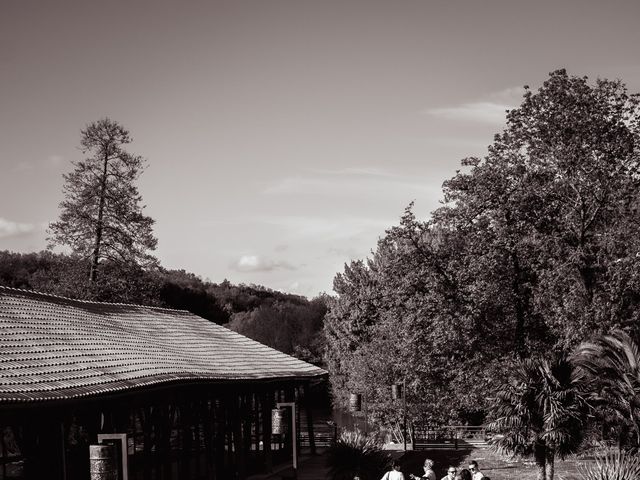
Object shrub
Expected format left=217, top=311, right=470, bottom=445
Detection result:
left=326, top=428, right=390, bottom=480
left=578, top=452, right=640, bottom=480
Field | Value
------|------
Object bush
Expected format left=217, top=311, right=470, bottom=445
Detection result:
left=326, top=428, right=390, bottom=480
left=578, top=452, right=640, bottom=480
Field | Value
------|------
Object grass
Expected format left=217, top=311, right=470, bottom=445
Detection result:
left=397, top=447, right=599, bottom=480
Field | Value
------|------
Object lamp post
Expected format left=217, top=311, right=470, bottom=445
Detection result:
left=274, top=402, right=297, bottom=478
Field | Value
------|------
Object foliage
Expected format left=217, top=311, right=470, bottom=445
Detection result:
left=578, top=452, right=640, bottom=480
left=487, top=356, right=590, bottom=480
left=573, top=330, right=640, bottom=447
left=325, top=69, right=640, bottom=427
left=325, top=428, right=390, bottom=480
left=0, top=250, right=326, bottom=362
left=155, top=269, right=230, bottom=323
left=48, top=118, right=157, bottom=282
left=0, top=250, right=161, bottom=304
left=228, top=296, right=327, bottom=362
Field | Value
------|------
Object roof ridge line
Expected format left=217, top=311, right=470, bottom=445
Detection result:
left=0, top=285, right=193, bottom=314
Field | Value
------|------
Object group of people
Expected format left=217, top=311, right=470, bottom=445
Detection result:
left=381, top=459, right=490, bottom=480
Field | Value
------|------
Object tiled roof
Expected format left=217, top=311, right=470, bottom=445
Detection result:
left=0, top=286, right=326, bottom=403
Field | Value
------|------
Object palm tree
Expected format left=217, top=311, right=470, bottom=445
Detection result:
left=487, top=356, right=589, bottom=480
left=572, top=330, right=640, bottom=448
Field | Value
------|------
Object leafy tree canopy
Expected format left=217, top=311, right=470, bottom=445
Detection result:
left=325, top=69, right=640, bottom=426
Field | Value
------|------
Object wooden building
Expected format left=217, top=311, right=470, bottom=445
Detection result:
left=0, top=286, right=327, bottom=479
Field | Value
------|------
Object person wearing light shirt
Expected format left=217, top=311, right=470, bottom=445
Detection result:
left=381, top=460, right=405, bottom=480
left=409, top=458, right=436, bottom=480
left=468, top=461, right=484, bottom=480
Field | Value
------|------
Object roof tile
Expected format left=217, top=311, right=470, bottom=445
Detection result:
left=0, top=287, right=326, bottom=402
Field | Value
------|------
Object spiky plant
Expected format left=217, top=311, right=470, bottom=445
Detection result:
left=578, top=452, right=640, bottom=480
left=326, top=428, right=390, bottom=480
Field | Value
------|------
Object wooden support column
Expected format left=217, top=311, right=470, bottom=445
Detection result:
left=179, top=400, right=193, bottom=480
left=242, top=394, right=253, bottom=464
left=152, top=404, right=164, bottom=480
left=213, top=397, right=226, bottom=479
left=284, top=386, right=295, bottom=465
left=232, top=393, right=247, bottom=480
left=203, top=396, right=215, bottom=480
left=194, top=399, right=204, bottom=480
left=141, top=406, right=153, bottom=480
left=260, top=390, right=274, bottom=473
left=160, top=402, right=173, bottom=480
left=303, top=382, right=317, bottom=455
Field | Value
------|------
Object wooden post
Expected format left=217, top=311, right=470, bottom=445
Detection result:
left=232, top=394, right=247, bottom=480
left=1, top=425, right=6, bottom=479
left=261, top=391, right=273, bottom=473
left=179, top=400, right=192, bottom=480
left=214, top=397, right=227, bottom=480
left=161, top=402, right=173, bottom=480
left=60, top=419, right=68, bottom=480
left=203, top=396, right=215, bottom=480
left=194, top=400, right=202, bottom=479
left=141, top=407, right=152, bottom=480
left=303, top=383, right=316, bottom=455
left=242, top=394, right=252, bottom=464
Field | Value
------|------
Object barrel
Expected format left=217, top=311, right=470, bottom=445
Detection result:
left=89, top=444, right=118, bottom=480
left=272, top=408, right=286, bottom=435
left=349, top=393, right=362, bottom=412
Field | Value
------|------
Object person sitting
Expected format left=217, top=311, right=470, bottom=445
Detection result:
left=458, top=469, right=472, bottom=480
left=468, top=461, right=484, bottom=480
left=381, top=460, right=405, bottom=480
left=441, top=466, right=457, bottom=480
left=409, top=458, right=436, bottom=480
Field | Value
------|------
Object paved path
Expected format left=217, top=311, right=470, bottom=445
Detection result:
left=246, top=450, right=330, bottom=480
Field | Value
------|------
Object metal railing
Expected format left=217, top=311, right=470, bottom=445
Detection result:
left=412, top=425, right=490, bottom=450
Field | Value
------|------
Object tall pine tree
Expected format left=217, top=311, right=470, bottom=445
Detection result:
left=49, top=118, right=157, bottom=282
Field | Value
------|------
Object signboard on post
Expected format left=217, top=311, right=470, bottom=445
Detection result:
left=97, top=433, right=128, bottom=480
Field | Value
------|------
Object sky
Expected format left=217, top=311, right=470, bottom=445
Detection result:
left=2, top=0, right=640, bottom=297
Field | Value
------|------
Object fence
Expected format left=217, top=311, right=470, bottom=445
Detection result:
left=413, top=425, right=490, bottom=450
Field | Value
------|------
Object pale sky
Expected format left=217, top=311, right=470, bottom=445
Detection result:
left=2, top=0, right=640, bottom=297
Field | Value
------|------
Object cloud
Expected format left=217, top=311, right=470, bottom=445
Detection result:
left=0, top=218, right=37, bottom=238
left=263, top=168, right=438, bottom=199
left=428, top=102, right=512, bottom=124
left=260, top=215, right=392, bottom=242
left=426, top=87, right=526, bottom=124
left=231, top=255, right=297, bottom=273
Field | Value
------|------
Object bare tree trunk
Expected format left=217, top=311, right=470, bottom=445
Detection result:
left=89, top=153, right=109, bottom=282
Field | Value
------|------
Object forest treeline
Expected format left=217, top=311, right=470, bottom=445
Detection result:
left=0, top=250, right=327, bottom=364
